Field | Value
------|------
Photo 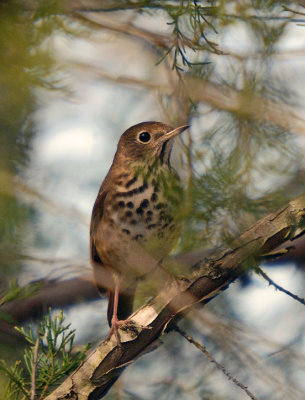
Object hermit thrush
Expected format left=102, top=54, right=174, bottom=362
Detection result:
left=90, top=121, right=189, bottom=343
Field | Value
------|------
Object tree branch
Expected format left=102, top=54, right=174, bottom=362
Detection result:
left=256, top=266, right=305, bottom=305
left=45, top=194, right=305, bottom=399
left=1, top=276, right=100, bottom=325
left=0, top=276, right=101, bottom=343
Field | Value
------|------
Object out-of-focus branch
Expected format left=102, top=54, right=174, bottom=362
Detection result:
left=0, top=275, right=101, bottom=343
left=45, top=194, right=305, bottom=400
left=0, top=169, right=88, bottom=225
left=16, top=178, right=89, bottom=225
left=72, top=12, right=305, bottom=69
left=183, top=78, right=305, bottom=136
left=0, top=276, right=100, bottom=324
left=69, top=64, right=305, bottom=137
left=74, top=12, right=169, bottom=49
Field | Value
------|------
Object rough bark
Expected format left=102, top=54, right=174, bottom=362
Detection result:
left=45, top=195, right=305, bottom=400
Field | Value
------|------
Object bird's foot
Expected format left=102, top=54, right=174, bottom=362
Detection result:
left=106, top=317, right=152, bottom=346
left=106, top=315, right=129, bottom=346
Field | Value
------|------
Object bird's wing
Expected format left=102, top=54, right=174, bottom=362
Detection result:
left=90, top=190, right=114, bottom=294
left=90, top=190, right=138, bottom=324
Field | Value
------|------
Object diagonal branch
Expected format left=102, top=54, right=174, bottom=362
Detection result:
left=45, top=194, right=305, bottom=400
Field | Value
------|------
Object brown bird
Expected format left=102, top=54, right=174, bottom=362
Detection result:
left=90, top=121, right=189, bottom=343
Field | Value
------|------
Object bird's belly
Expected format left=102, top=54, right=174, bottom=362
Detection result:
left=107, top=189, right=179, bottom=259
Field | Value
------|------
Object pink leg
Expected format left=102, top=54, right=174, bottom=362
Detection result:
left=106, top=274, right=128, bottom=346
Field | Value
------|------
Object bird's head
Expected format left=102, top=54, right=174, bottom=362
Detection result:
left=116, top=121, right=189, bottom=167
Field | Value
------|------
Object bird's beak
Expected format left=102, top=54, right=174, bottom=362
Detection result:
left=162, top=125, right=189, bottom=141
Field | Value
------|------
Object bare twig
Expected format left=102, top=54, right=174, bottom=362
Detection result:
left=31, top=336, right=40, bottom=400
left=174, top=326, right=259, bottom=400
left=189, top=309, right=305, bottom=399
left=257, top=266, right=305, bottom=306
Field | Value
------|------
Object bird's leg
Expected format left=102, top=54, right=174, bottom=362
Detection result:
left=106, top=273, right=128, bottom=346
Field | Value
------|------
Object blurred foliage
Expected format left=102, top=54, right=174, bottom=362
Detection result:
left=0, top=3, right=74, bottom=391
left=0, top=0, right=68, bottom=287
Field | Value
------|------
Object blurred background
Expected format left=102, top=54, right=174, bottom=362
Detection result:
left=1, top=1, right=305, bottom=399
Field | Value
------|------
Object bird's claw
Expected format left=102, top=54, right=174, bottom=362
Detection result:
left=106, top=318, right=151, bottom=346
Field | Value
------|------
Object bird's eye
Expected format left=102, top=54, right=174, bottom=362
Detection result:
left=138, top=131, right=151, bottom=143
